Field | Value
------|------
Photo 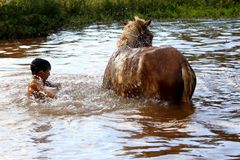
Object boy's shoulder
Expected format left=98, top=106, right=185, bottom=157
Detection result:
left=28, top=78, right=44, bottom=89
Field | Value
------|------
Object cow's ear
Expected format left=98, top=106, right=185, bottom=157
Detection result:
left=121, top=20, right=128, bottom=26
left=145, top=20, right=151, bottom=27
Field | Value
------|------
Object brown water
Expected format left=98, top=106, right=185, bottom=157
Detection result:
left=0, top=19, right=239, bottom=160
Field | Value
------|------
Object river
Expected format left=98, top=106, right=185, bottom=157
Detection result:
left=0, top=19, right=239, bottom=160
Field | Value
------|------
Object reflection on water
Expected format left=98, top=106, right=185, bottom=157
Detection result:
left=0, top=19, right=240, bottom=159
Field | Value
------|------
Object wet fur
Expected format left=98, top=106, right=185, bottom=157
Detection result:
left=103, top=17, right=196, bottom=104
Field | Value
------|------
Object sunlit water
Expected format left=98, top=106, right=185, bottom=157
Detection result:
left=0, top=19, right=240, bottom=160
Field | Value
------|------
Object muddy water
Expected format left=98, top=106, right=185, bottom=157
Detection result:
left=0, top=19, right=239, bottom=160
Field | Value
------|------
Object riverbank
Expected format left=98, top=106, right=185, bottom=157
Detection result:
left=1, top=0, right=240, bottom=39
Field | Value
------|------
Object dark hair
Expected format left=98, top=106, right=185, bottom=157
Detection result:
left=30, top=58, right=51, bottom=75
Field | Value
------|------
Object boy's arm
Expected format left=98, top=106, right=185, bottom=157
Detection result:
left=29, top=81, right=56, bottom=99
left=45, top=81, right=61, bottom=89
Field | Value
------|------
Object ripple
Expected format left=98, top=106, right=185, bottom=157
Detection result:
left=0, top=19, right=240, bottom=159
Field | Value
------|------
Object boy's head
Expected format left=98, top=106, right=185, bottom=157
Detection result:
left=30, top=58, right=51, bottom=75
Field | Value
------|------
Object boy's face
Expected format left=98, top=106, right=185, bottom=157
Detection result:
left=39, top=69, right=50, bottom=81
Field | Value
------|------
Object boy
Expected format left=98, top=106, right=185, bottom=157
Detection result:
left=28, top=58, right=60, bottom=99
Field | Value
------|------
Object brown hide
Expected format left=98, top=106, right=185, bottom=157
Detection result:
left=102, top=46, right=196, bottom=103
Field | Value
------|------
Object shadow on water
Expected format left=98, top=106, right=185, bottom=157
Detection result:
left=116, top=103, right=196, bottom=158
left=0, top=38, right=45, bottom=58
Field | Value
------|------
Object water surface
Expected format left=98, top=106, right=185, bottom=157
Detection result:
left=0, top=19, right=240, bottom=160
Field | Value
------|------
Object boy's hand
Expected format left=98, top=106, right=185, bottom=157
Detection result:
left=45, top=81, right=61, bottom=89
left=55, top=83, right=61, bottom=90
